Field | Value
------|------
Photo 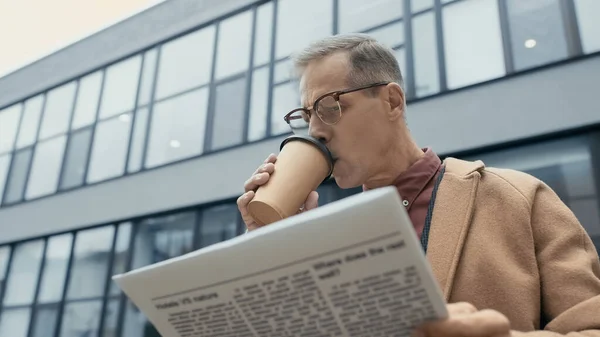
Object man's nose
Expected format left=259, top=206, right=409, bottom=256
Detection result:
left=308, top=117, right=328, bottom=144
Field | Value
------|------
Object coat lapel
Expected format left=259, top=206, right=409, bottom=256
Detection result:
left=426, top=158, right=483, bottom=301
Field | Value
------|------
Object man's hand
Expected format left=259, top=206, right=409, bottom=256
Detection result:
left=414, top=302, right=511, bottom=337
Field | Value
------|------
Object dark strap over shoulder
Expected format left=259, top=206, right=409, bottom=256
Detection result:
left=421, top=164, right=446, bottom=253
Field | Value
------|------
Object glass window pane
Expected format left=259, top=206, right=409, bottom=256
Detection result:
left=0, top=246, right=11, bottom=299
left=109, top=223, right=132, bottom=295
left=0, top=308, right=31, bottom=337
left=101, top=299, right=120, bottom=337
left=443, top=0, right=506, bottom=89
left=122, top=301, right=158, bottom=337
left=274, top=59, right=292, bottom=84
left=394, top=47, right=407, bottom=88
left=276, top=0, right=333, bottom=59
left=67, top=226, right=115, bottom=299
left=146, top=88, right=209, bottom=168
left=216, top=11, right=253, bottom=79
left=127, top=108, right=149, bottom=173
left=254, top=3, right=274, bottom=66
left=573, top=0, right=600, bottom=54
left=0, top=104, right=22, bottom=154
left=211, top=77, right=247, bottom=151
left=39, top=82, right=76, bottom=140
left=16, top=95, right=44, bottom=149
left=413, top=12, right=440, bottom=97
left=99, top=56, right=142, bottom=119
left=60, top=300, right=103, bottom=337
left=0, top=155, right=11, bottom=205
left=137, top=49, right=158, bottom=107
left=59, top=128, right=92, bottom=190
left=3, top=240, right=44, bottom=306
left=366, top=21, right=404, bottom=49
left=31, top=305, right=59, bottom=337
left=506, top=0, right=568, bottom=71
left=248, top=67, right=270, bottom=141
left=25, top=135, right=67, bottom=200
left=271, top=82, right=299, bottom=136
left=339, top=0, right=404, bottom=33
left=38, top=234, right=73, bottom=303
left=198, top=204, right=239, bottom=248
left=87, top=114, right=132, bottom=183
left=3, top=148, right=33, bottom=205
left=132, top=212, right=196, bottom=270
left=412, top=0, right=432, bottom=12
left=156, top=26, right=216, bottom=100
left=71, top=71, right=102, bottom=130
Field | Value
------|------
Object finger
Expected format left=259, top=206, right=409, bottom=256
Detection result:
left=419, top=309, right=510, bottom=337
left=304, top=191, right=319, bottom=211
left=253, top=162, right=275, bottom=175
left=448, top=302, right=478, bottom=316
left=264, top=153, right=277, bottom=164
left=237, top=191, right=256, bottom=224
left=244, top=172, right=270, bottom=192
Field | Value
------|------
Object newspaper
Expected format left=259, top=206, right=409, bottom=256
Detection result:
left=113, top=186, right=448, bottom=337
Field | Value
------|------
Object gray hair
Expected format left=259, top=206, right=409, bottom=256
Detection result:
left=291, top=33, right=404, bottom=90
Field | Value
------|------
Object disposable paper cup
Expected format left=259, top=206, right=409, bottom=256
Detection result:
left=248, top=135, right=334, bottom=226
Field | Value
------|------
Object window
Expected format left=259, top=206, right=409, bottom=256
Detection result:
left=248, top=67, right=270, bottom=141
left=215, top=11, right=253, bottom=79
left=412, top=12, right=440, bottom=97
left=0, top=307, right=30, bottom=337
left=339, top=0, right=404, bottom=33
left=506, top=0, right=568, bottom=71
left=99, top=56, right=142, bottom=119
left=254, top=3, right=274, bottom=66
left=60, top=301, right=103, bottom=337
left=39, top=82, right=77, bottom=140
left=443, top=0, right=506, bottom=89
left=274, top=59, right=292, bottom=84
left=2, top=148, right=32, bottom=204
left=412, top=0, right=432, bottom=12
left=3, top=240, right=44, bottom=306
left=0, top=246, right=11, bottom=299
left=31, top=305, right=60, bottom=337
left=271, top=82, right=299, bottom=135
left=71, top=71, right=102, bottom=130
left=276, top=0, right=333, bottom=59
left=395, top=48, right=407, bottom=86
left=366, top=21, right=404, bottom=48
left=26, top=135, right=67, bottom=199
left=155, top=26, right=216, bottom=100
left=59, top=128, right=93, bottom=190
left=573, top=0, right=600, bottom=54
left=37, top=234, right=73, bottom=303
left=0, top=104, right=22, bottom=154
left=109, top=223, right=132, bottom=295
left=16, top=95, right=44, bottom=149
left=87, top=114, right=132, bottom=183
left=138, top=49, right=158, bottom=107
left=100, top=299, right=120, bottom=337
left=211, top=77, right=248, bottom=150
left=146, top=88, right=209, bottom=168
left=127, top=107, right=149, bottom=173
left=0, top=155, right=10, bottom=204
left=198, top=204, right=239, bottom=248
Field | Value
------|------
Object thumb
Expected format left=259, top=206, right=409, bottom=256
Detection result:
left=304, top=191, right=319, bottom=211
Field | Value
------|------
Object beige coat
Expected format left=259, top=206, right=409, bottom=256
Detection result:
left=427, top=158, right=600, bottom=336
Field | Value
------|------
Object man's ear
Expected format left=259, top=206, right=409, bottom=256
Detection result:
left=386, top=82, right=405, bottom=121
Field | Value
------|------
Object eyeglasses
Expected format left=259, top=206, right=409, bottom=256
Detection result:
left=283, top=81, right=390, bottom=130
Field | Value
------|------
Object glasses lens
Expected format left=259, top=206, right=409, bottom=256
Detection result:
left=287, top=109, right=309, bottom=130
left=317, top=95, right=340, bottom=124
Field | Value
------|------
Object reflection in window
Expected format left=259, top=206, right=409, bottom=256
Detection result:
left=87, top=114, right=132, bottom=183
left=366, top=21, right=404, bottom=48
left=254, top=3, right=274, bottom=66
left=211, top=77, right=247, bottom=150
left=26, top=135, right=67, bottom=199
left=3, top=240, right=44, bottom=306
left=0, top=104, right=22, bottom=154
left=271, top=82, right=299, bottom=136
left=71, top=71, right=103, bottom=130
left=0, top=155, right=10, bottom=204
left=506, top=0, right=568, bottom=71
left=101, top=299, right=120, bottom=337
left=155, top=27, right=216, bottom=100
left=339, top=0, right=404, bottom=33
left=412, top=12, right=439, bottom=97
left=60, top=128, right=93, bottom=190
left=60, top=300, right=103, bottom=337
left=573, top=0, right=600, bottom=54
left=38, top=234, right=73, bottom=303
left=199, top=204, right=239, bottom=248
left=67, top=226, right=115, bottom=299
left=3, top=148, right=33, bottom=204
left=146, top=88, right=209, bottom=168
left=0, top=246, right=11, bottom=299
left=127, top=107, right=149, bottom=173
left=122, top=301, right=159, bottom=337
left=412, top=0, right=432, bottom=12
left=443, top=0, right=505, bottom=89
left=276, top=0, right=332, bottom=59
left=16, top=95, right=44, bottom=149
left=100, top=56, right=142, bottom=119
left=109, top=223, right=132, bottom=295
left=0, top=307, right=31, bottom=337
left=137, top=49, right=158, bottom=107
left=30, top=305, right=59, bottom=337
left=216, top=11, right=253, bottom=79
left=39, top=82, right=77, bottom=140
left=248, top=67, right=270, bottom=141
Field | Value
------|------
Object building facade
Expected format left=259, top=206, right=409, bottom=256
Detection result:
left=0, top=0, right=599, bottom=336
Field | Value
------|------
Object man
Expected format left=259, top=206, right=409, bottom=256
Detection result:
left=237, top=34, right=600, bottom=336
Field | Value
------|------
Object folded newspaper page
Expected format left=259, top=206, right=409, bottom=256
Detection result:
left=113, top=186, right=448, bottom=337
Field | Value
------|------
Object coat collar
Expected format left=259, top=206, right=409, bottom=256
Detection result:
left=426, top=158, right=484, bottom=300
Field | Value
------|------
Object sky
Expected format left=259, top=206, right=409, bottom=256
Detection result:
left=0, top=0, right=166, bottom=78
